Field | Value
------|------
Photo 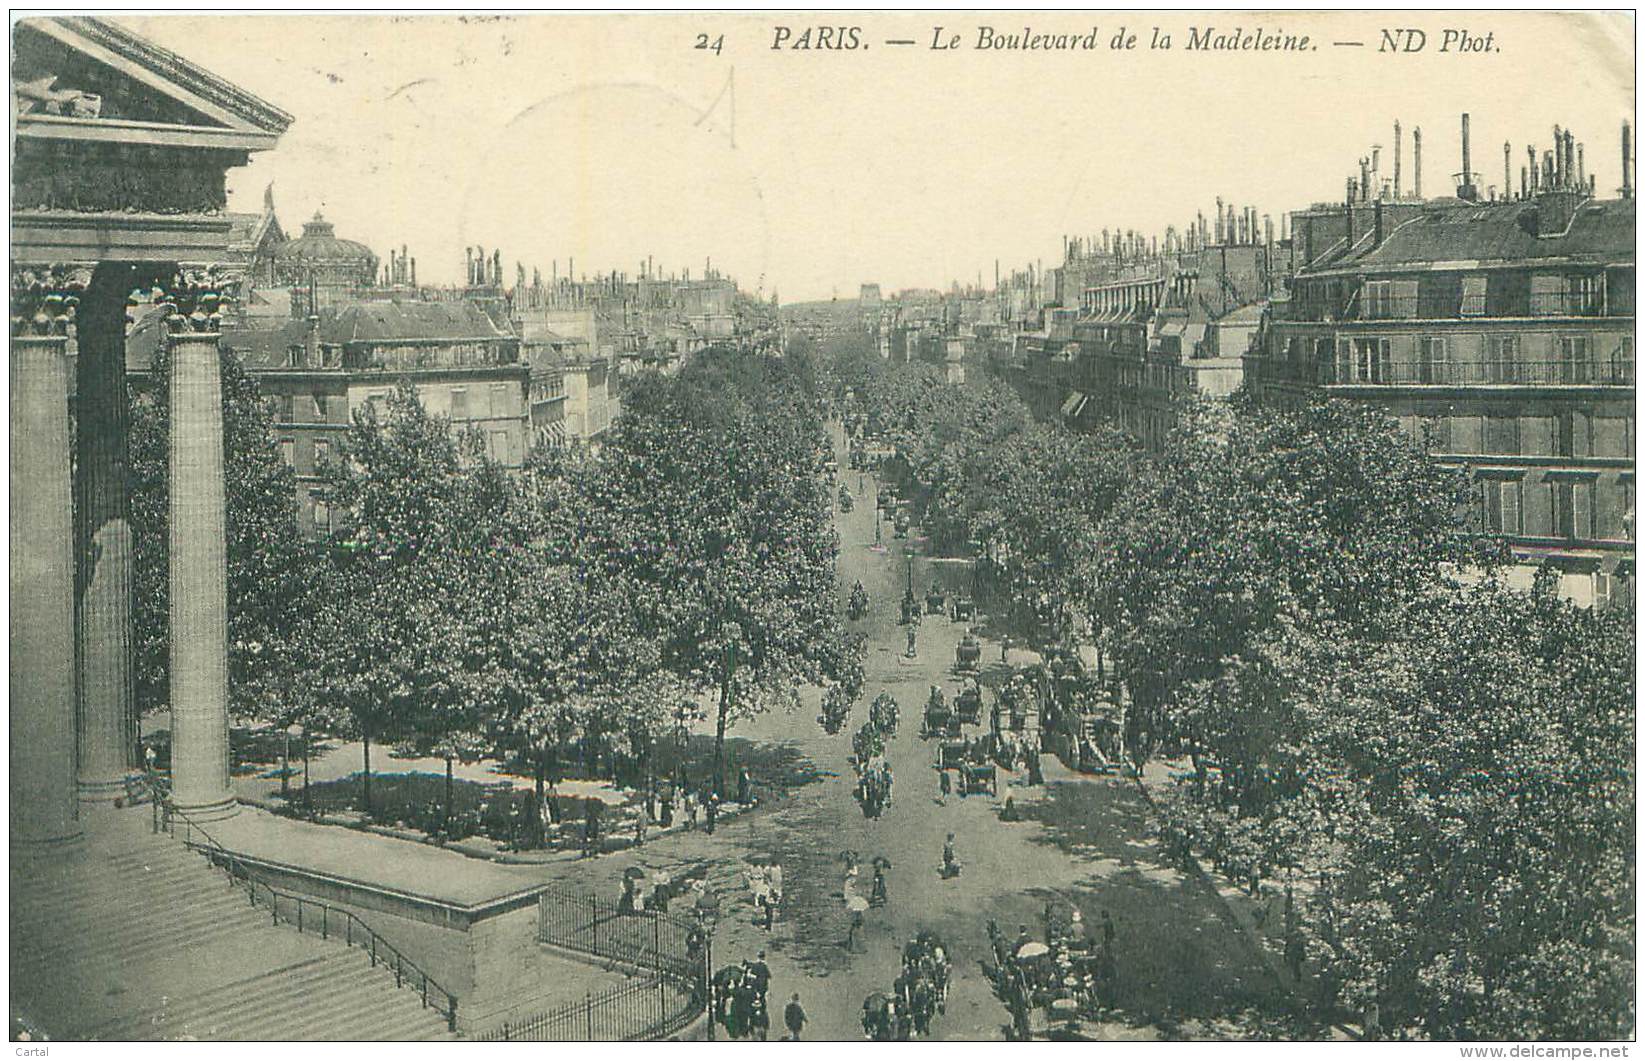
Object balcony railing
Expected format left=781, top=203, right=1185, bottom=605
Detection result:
left=1321, top=359, right=1635, bottom=387
left=1285, top=290, right=1619, bottom=322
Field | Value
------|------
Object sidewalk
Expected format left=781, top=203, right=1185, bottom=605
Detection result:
left=1131, top=759, right=1358, bottom=1041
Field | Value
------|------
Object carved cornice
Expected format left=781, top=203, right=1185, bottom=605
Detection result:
left=11, top=264, right=94, bottom=337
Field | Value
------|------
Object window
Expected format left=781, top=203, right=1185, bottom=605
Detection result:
left=1460, top=275, right=1488, bottom=316
left=276, top=394, right=295, bottom=422
left=1551, top=477, right=1598, bottom=540
left=279, top=438, right=295, bottom=467
left=1450, top=415, right=1483, bottom=455
left=1531, top=274, right=1568, bottom=316
left=450, top=388, right=469, bottom=419
left=491, top=383, right=511, bottom=418
left=490, top=430, right=510, bottom=463
left=1419, top=337, right=1448, bottom=383
left=1352, top=337, right=1391, bottom=383
left=1486, top=335, right=1519, bottom=383
left=313, top=499, right=332, bottom=535
left=1571, top=275, right=1602, bottom=315
left=311, top=393, right=326, bottom=419
left=313, top=438, right=331, bottom=467
left=1362, top=281, right=1392, bottom=319
left=1609, top=335, right=1633, bottom=385
left=1558, top=335, right=1593, bottom=383
left=1481, top=477, right=1523, bottom=536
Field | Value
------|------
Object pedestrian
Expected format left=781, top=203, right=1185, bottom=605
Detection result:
left=143, top=742, right=158, bottom=775
left=938, top=769, right=951, bottom=803
left=635, top=813, right=645, bottom=847
left=706, top=790, right=719, bottom=834
left=584, top=804, right=601, bottom=858
left=751, top=992, right=770, bottom=1041
left=684, top=791, right=697, bottom=830
left=748, top=950, right=771, bottom=999
left=784, top=993, right=807, bottom=1040
left=846, top=907, right=864, bottom=951
left=1001, top=795, right=1019, bottom=821
left=941, top=833, right=960, bottom=879
left=1001, top=636, right=1010, bottom=664
left=738, top=767, right=753, bottom=805
left=871, top=863, right=888, bottom=907
left=1101, top=909, right=1116, bottom=949
left=660, top=791, right=674, bottom=828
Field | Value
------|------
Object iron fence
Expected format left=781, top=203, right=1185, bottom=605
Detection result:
left=477, top=973, right=699, bottom=1042
left=537, top=885, right=702, bottom=983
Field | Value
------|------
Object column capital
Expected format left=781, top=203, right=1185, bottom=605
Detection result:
left=140, top=265, right=245, bottom=336
left=10, top=263, right=95, bottom=337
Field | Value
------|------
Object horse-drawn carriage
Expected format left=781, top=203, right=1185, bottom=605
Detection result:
left=848, top=582, right=870, bottom=621
left=893, top=509, right=911, bottom=538
left=925, top=583, right=946, bottom=615
left=955, top=633, right=983, bottom=673
left=922, top=688, right=960, bottom=740
left=936, top=741, right=969, bottom=769
left=950, top=594, right=976, bottom=622
left=955, top=679, right=983, bottom=725
left=900, top=592, right=920, bottom=626
left=877, top=486, right=894, bottom=511
left=959, top=762, right=998, bottom=797
left=838, top=484, right=854, bottom=512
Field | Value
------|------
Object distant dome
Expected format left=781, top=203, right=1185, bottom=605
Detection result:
left=274, top=212, right=378, bottom=287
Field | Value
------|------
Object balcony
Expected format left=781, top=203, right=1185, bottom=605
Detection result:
left=1287, top=290, right=1618, bottom=323
left=1321, top=359, right=1634, bottom=387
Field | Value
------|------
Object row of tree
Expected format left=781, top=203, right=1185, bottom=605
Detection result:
left=128, top=343, right=859, bottom=837
left=836, top=341, right=1634, bottom=1040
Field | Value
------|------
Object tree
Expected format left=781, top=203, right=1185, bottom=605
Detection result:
left=128, top=343, right=312, bottom=726
left=581, top=349, right=851, bottom=800
left=314, top=381, right=507, bottom=822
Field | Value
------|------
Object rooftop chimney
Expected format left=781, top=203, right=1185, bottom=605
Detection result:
left=1413, top=126, right=1424, bottom=198
left=1504, top=142, right=1513, bottom=200
left=1565, top=130, right=1577, bottom=189
left=1624, top=121, right=1634, bottom=199
left=1529, top=144, right=1540, bottom=194
left=1577, top=142, right=1586, bottom=192
left=1554, top=125, right=1564, bottom=187
left=1360, top=156, right=1371, bottom=200
left=1457, top=113, right=1478, bottom=200
left=1394, top=120, right=1404, bottom=198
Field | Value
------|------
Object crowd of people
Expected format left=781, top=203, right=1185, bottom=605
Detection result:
left=711, top=951, right=774, bottom=1040
left=859, top=932, right=953, bottom=1040
left=985, top=905, right=1120, bottom=1040
left=851, top=696, right=899, bottom=820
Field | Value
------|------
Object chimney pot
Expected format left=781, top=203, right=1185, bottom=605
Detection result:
left=1623, top=120, right=1633, bottom=199
left=1393, top=120, right=1404, bottom=198
left=1413, top=126, right=1424, bottom=198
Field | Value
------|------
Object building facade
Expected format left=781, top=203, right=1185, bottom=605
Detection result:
left=1247, top=139, right=1635, bottom=606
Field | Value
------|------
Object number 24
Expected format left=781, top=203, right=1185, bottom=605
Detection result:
left=695, top=33, right=724, bottom=55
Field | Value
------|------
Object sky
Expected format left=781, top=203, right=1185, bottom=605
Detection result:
left=119, top=12, right=1635, bottom=303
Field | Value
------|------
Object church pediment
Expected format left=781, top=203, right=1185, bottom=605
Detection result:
left=12, top=17, right=291, bottom=151
left=11, top=16, right=290, bottom=264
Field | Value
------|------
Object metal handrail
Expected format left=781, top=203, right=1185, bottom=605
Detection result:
left=132, top=774, right=459, bottom=1033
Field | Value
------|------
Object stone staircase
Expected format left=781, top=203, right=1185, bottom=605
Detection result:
left=10, top=805, right=458, bottom=1041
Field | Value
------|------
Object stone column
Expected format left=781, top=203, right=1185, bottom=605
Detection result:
left=10, top=268, right=90, bottom=848
left=74, top=265, right=140, bottom=801
left=164, top=274, right=238, bottom=822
